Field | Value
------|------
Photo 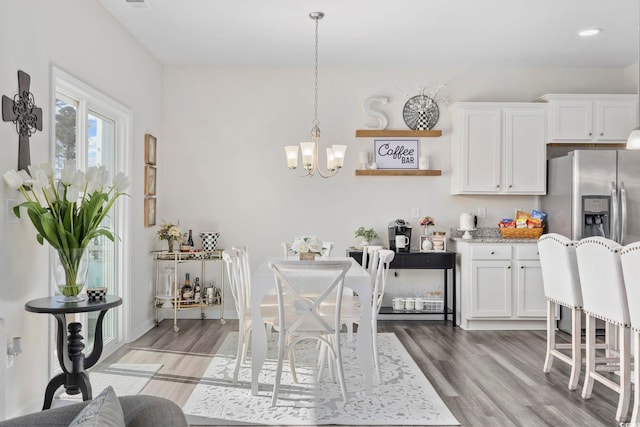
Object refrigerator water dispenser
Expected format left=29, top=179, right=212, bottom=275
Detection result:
left=582, top=195, right=610, bottom=238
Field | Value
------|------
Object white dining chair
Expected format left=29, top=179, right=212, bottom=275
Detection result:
left=336, top=249, right=394, bottom=384
left=321, top=241, right=334, bottom=257
left=281, top=242, right=292, bottom=259
left=223, top=247, right=277, bottom=383
left=222, top=249, right=251, bottom=384
left=268, top=259, right=352, bottom=406
left=537, top=233, right=583, bottom=390
left=576, top=236, right=631, bottom=422
left=620, top=241, right=640, bottom=423
left=361, top=245, right=384, bottom=275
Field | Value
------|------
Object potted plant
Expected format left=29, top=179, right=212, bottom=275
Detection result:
left=354, top=226, right=378, bottom=246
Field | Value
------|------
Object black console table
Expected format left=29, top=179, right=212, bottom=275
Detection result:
left=348, top=250, right=456, bottom=327
left=25, top=295, right=122, bottom=409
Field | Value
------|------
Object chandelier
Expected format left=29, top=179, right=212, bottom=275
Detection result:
left=284, top=12, right=347, bottom=177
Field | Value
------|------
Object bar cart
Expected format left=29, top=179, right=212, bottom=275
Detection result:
left=152, top=250, right=225, bottom=332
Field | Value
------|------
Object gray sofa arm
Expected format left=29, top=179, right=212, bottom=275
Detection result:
left=0, top=395, right=188, bottom=427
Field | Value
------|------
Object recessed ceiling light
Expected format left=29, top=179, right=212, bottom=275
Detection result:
left=579, top=28, right=601, bottom=37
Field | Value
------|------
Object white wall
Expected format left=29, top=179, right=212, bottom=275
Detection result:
left=161, top=65, right=630, bottom=310
left=0, top=0, right=163, bottom=417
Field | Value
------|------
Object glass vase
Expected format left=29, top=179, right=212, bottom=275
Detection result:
left=52, top=248, right=90, bottom=302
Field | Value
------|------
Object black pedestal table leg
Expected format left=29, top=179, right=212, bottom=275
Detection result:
left=42, top=373, right=66, bottom=410
left=85, top=309, right=108, bottom=369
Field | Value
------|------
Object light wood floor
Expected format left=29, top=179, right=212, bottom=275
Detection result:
left=99, top=320, right=623, bottom=426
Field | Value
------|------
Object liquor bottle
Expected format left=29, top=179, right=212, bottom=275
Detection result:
left=193, top=277, right=201, bottom=304
left=181, top=273, right=193, bottom=303
left=187, top=229, right=194, bottom=248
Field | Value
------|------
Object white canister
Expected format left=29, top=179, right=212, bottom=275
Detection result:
left=405, top=297, right=416, bottom=311
left=419, top=156, right=430, bottom=170
left=392, top=297, right=404, bottom=311
left=459, top=213, right=475, bottom=230
left=414, top=298, right=425, bottom=311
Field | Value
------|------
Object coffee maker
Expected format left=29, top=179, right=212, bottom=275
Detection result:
left=388, top=219, right=412, bottom=252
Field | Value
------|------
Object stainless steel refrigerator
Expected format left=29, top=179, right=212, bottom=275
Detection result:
left=541, top=149, right=640, bottom=332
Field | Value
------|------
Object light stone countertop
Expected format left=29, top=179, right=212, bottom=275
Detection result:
left=448, top=227, right=539, bottom=244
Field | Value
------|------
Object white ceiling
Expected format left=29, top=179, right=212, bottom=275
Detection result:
left=99, top=0, right=639, bottom=68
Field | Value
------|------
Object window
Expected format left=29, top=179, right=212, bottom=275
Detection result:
left=51, top=67, right=132, bottom=364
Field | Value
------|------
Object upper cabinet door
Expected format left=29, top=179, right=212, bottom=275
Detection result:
left=596, top=99, right=638, bottom=141
left=504, top=108, right=546, bottom=194
left=451, top=103, right=547, bottom=195
left=549, top=99, right=593, bottom=141
left=540, top=94, right=637, bottom=143
left=459, top=109, right=502, bottom=193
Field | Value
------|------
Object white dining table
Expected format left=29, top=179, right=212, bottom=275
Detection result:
left=250, top=256, right=373, bottom=396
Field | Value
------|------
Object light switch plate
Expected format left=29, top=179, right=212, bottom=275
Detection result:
left=6, top=199, right=19, bottom=224
left=411, top=207, right=420, bottom=219
left=477, top=207, right=486, bottom=218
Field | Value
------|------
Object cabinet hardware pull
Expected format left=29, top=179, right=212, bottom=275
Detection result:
left=507, top=266, right=511, bottom=269
left=600, top=132, right=604, bottom=136
left=509, top=185, right=513, bottom=188
left=490, top=251, right=495, bottom=255
left=588, top=132, right=592, bottom=136
left=520, top=266, right=524, bottom=269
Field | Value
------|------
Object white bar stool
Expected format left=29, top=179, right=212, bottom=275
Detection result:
left=576, top=236, right=631, bottom=422
left=620, top=241, right=640, bottom=423
left=537, top=233, right=582, bottom=390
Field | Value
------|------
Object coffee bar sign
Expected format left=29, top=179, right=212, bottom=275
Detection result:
left=374, top=140, right=419, bottom=169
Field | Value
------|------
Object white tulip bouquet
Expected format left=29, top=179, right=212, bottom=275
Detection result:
left=3, top=161, right=130, bottom=296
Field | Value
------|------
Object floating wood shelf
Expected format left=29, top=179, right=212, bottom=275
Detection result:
left=355, top=169, right=442, bottom=176
left=355, top=129, right=442, bottom=138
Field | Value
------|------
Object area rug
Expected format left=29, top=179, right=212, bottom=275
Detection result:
left=58, top=363, right=162, bottom=401
left=183, top=332, right=459, bottom=425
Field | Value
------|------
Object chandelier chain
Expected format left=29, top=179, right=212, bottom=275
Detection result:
left=313, top=14, right=320, bottom=136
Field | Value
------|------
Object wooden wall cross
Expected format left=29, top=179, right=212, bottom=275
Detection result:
left=2, top=70, right=43, bottom=172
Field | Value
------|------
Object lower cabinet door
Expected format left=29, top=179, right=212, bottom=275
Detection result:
left=470, top=260, right=512, bottom=317
left=516, top=260, right=546, bottom=317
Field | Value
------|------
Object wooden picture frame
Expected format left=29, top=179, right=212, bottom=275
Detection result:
left=374, top=139, right=419, bottom=169
left=145, top=134, right=157, bottom=165
left=144, top=197, right=156, bottom=227
left=145, top=165, right=156, bottom=196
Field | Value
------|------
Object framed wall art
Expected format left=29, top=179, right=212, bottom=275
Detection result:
left=145, top=133, right=157, bottom=165
left=374, top=139, right=419, bottom=169
left=144, top=197, right=156, bottom=227
left=144, top=164, right=156, bottom=196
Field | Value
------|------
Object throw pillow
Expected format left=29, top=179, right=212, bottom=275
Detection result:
left=68, top=386, right=125, bottom=427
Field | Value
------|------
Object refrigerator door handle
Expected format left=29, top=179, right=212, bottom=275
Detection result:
left=621, top=181, right=627, bottom=244
left=611, top=181, right=619, bottom=242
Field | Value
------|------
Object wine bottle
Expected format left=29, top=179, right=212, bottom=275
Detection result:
left=181, top=273, right=193, bottom=303
left=188, top=230, right=194, bottom=248
left=193, top=277, right=201, bottom=304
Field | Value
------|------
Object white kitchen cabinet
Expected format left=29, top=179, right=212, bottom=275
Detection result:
left=537, top=94, right=637, bottom=143
left=470, top=260, right=512, bottom=318
left=515, top=245, right=545, bottom=318
left=450, top=103, right=546, bottom=195
left=452, top=240, right=546, bottom=330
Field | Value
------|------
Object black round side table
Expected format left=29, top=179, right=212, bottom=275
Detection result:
left=25, top=295, right=122, bottom=410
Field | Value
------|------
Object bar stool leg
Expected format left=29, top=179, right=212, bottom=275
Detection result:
left=616, top=326, right=631, bottom=422
left=582, top=314, right=596, bottom=399
left=543, top=300, right=555, bottom=373
left=631, top=330, right=640, bottom=423
left=568, top=307, right=581, bottom=390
